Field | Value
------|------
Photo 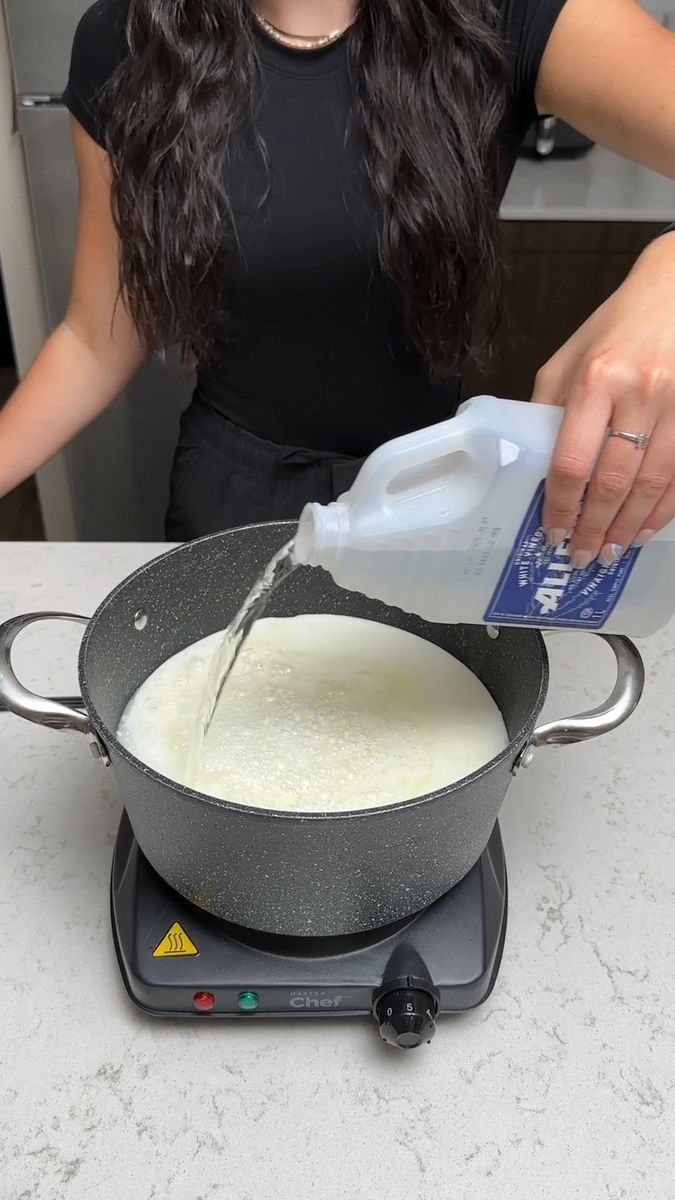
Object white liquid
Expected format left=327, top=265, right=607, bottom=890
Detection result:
left=117, top=615, right=508, bottom=813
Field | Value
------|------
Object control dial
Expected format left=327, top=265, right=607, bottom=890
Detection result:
left=376, top=988, right=437, bottom=1050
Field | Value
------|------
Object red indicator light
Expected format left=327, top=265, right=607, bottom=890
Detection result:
left=193, top=991, right=216, bottom=1012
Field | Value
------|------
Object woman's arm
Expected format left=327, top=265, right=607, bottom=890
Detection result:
left=528, top=0, right=675, bottom=565
left=0, top=119, right=145, bottom=499
left=536, top=0, right=675, bottom=179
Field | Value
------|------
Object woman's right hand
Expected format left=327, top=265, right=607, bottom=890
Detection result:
left=0, top=119, right=145, bottom=500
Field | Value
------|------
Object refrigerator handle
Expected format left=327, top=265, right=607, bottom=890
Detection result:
left=19, top=95, right=65, bottom=108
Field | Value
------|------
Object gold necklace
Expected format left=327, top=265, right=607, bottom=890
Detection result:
left=253, top=9, right=356, bottom=51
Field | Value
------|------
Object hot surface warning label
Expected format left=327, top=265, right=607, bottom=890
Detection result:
left=153, top=921, right=199, bottom=958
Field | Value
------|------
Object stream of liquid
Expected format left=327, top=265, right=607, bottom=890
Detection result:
left=185, top=540, right=297, bottom=785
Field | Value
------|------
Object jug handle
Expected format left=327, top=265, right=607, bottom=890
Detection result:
left=346, top=417, right=498, bottom=521
left=514, top=634, right=644, bottom=772
left=0, top=612, right=110, bottom=764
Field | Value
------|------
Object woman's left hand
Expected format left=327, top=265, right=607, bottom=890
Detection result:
left=533, top=231, right=675, bottom=569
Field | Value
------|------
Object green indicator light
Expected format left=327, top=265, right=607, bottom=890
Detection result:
left=237, top=990, right=260, bottom=1012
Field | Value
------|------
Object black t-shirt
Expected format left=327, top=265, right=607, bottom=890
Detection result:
left=64, top=0, right=568, bottom=457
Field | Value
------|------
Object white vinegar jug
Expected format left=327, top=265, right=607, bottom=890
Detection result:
left=293, top=395, right=675, bottom=637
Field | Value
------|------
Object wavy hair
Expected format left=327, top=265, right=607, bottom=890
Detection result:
left=105, top=1, right=505, bottom=378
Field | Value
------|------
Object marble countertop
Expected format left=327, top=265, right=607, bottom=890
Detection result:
left=503, top=145, right=675, bottom=222
left=1, top=542, right=674, bottom=1200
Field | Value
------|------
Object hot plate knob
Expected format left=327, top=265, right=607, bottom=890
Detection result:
left=376, top=988, right=437, bottom=1050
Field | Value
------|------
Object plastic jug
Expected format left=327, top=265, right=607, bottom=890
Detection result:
left=293, top=395, right=675, bottom=637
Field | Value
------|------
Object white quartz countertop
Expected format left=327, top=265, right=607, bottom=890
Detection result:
left=503, top=145, right=675, bottom=222
left=1, top=542, right=674, bottom=1200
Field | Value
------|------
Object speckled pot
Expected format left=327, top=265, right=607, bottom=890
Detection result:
left=70, top=522, right=552, bottom=936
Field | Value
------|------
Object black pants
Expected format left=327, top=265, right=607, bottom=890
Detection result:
left=165, top=401, right=365, bottom=541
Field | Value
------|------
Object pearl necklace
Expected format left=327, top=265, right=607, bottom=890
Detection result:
left=253, top=9, right=356, bottom=51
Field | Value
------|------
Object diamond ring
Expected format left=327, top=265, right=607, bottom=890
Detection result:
left=607, top=429, right=651, bottom=451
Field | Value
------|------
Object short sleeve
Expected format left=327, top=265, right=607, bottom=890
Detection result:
left=500, top=0, right=570, bottom=119
left=62, top=0, right=129, bottom=147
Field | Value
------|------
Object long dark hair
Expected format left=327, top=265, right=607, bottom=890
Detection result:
left=106, top=1, right=505, bottom=378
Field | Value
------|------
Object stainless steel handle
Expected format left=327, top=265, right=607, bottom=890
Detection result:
left=0, top=613, right=109, bottom=764
left=515, top=634, right=644, bottom=771
left=535, top=115, right=557, bottom=157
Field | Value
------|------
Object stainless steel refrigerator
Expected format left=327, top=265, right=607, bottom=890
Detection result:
left=4, top=0, right=192, bottom=540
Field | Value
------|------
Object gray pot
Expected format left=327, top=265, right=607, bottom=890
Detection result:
left=0, top=522, right=644, bottom=937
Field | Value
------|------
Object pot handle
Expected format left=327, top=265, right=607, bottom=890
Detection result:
left=515, top=634, right=644, bottom=771
left=0, top=612, right=109, bottom=763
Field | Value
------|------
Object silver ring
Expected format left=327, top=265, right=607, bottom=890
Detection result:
left=607, top=428, right=651, bottom=451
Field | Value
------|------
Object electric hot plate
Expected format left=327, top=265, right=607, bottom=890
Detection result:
left=111, top=811, right=507, bottom=1050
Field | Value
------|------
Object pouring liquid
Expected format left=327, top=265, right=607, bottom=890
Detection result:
left=186, top=540, right=296, bottom=784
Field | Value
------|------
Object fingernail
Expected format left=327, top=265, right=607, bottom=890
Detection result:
left=599, top=543, right=624, bottom=568
left=632, top=529, right=655, bottom=548
left=546, top=528, right=570, bottom=548
left=571, top=549, right=594, bottom=570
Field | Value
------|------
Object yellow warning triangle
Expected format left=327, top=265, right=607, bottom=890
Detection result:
left=153, top=921, right=199, bottom=958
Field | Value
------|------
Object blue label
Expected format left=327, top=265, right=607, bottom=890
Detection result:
left=485, top=480, right=641, bottom=629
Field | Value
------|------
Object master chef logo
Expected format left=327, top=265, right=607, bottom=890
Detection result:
left=289, top=990, right=346, bottom=1009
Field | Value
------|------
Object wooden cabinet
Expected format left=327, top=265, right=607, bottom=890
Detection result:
left=464, top=221, right=662, bottom=400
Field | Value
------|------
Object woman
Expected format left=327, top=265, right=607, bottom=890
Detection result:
left=1, top=0, right=674, bottom=568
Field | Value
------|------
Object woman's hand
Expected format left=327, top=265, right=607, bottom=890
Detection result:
left=533, top=232, right=675, bottom=568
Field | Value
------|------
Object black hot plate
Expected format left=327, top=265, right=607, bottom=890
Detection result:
left=111, top=811, right=507, bottom=1050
